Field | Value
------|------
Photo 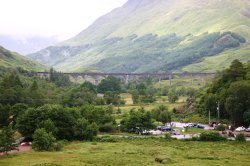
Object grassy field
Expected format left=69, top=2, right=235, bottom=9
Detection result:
left=182, top=44, right=250, bottom=72
left=0, top=46, right=46, bottom=71
left=1, top=139, right=250, bottom=166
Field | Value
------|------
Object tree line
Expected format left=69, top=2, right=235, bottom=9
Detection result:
left=197, top=60, right=250, bottom=126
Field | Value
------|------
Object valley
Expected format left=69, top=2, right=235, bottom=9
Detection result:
left=1, top=0, right=250, bottom=166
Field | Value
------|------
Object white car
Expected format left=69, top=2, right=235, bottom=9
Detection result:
left=149, top=130, right=163, bottom=135
left=184, top=123, right=195, bottom=128
left=235, top=126, right=246, bottom=132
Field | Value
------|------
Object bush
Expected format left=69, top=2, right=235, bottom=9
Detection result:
left=53, top=142, right=63, bottom=151
left=99, top=123, right=116, bottom=133
left=215, top=125, right=226, bottom=131
left=95, top=136, right=118, bottom=142
left=199, top=132, right=227, bottom=142
left=32, top=128, right=56, bottom=151
left=83, top=123, right=99, bottom=141
left=235, top=133, right=246, bottom=142
left=164, top=133, right=172, bottom=141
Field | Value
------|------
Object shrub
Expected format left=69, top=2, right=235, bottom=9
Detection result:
left=235, top=133, right=246, bottom=142
left=99, top=123, right=116, bottom=133
left=53, top=142, right=63, bottom=151
left=215, top=125, right=226, bottom=131
left=32, top=128, right=56, bottom=151
left=83, top=123, right=99, bottom=141
left=95, top=136, right=118, bottom=142
left=164, top=133, right=172, bottom=141
left=199, top=132, right=227, bottom=142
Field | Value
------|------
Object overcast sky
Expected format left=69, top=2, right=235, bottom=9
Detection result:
left=0, top=0, right=127, bottom=40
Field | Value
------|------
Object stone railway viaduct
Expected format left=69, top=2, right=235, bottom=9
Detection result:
left=37, top=72, right=216, bottom=86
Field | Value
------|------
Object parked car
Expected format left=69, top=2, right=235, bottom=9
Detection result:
left=157, top=126, right=172, bottom=131
left=141, top=130, right=150, bottom=135
left=149, top=130, right=163, bottom=135
left=193, top=124, right=205, bottom=129
left=171, top=129, right=180, bottom=135
left=185, top=123, right=204, bottom=129
left=184, top=123, right=195, bottom=128
left=161, top=126, right=172, bottom=131
left=245, top=127, right=250, bottom=132
left=21, top=142, right=32, bottom=146
left=235, top=126, right=246, bottom=132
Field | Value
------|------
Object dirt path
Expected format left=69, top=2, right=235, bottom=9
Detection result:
left=0, top=145, right=31, bottom=156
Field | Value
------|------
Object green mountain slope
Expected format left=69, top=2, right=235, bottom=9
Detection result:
left=0, top=46, right=46, bottom=71
left=28, top=0, right=250, bottom=72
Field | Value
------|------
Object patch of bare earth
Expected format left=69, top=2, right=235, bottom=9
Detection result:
left=0, top=145, right=31, bottom=156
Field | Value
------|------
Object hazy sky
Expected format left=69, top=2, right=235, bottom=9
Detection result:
left=0, top=0, right=127, bottom=40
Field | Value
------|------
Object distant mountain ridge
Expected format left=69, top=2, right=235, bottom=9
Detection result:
left=0, top=45, right=46, bottom=71
left=0, top=35, right=59, bottom=55
left=28, top=0, right=250, bottom=73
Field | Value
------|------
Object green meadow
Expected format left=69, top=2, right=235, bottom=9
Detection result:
left=1, top=139, right=250, bottom=166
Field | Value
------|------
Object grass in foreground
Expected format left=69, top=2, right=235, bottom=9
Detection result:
left=0, top=139, right=250, bottom=166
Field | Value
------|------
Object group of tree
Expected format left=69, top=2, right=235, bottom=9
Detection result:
left=151, top=105, right=172, bottom=124
left=120, top=105, right=172, bottom=133
left=129, top=82, right=156, bottom=104
left=16, top=104, right=115, bottom=141
left=158, top=85, right=198, bottom=103
left=0, top=70, right=68, bottom=107
left=197, top=60, right=250, bottom=126
left=0, top=103, right=116, bottom=153
left=63, top=76, right=125, bottom=106
left=49, top=68, right=71, bottom=87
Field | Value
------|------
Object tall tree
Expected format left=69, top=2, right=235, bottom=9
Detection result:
left=227, top=59, right=246, bottom=80
left=152, top=105, right=171, bottom=124
left=168, top=89, right=179, bottom=103
left=0, top=126, right=18, bottom=155
left=97, top=76, right=121, bottom=93
left=225, top=81, right=250, bottom=126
